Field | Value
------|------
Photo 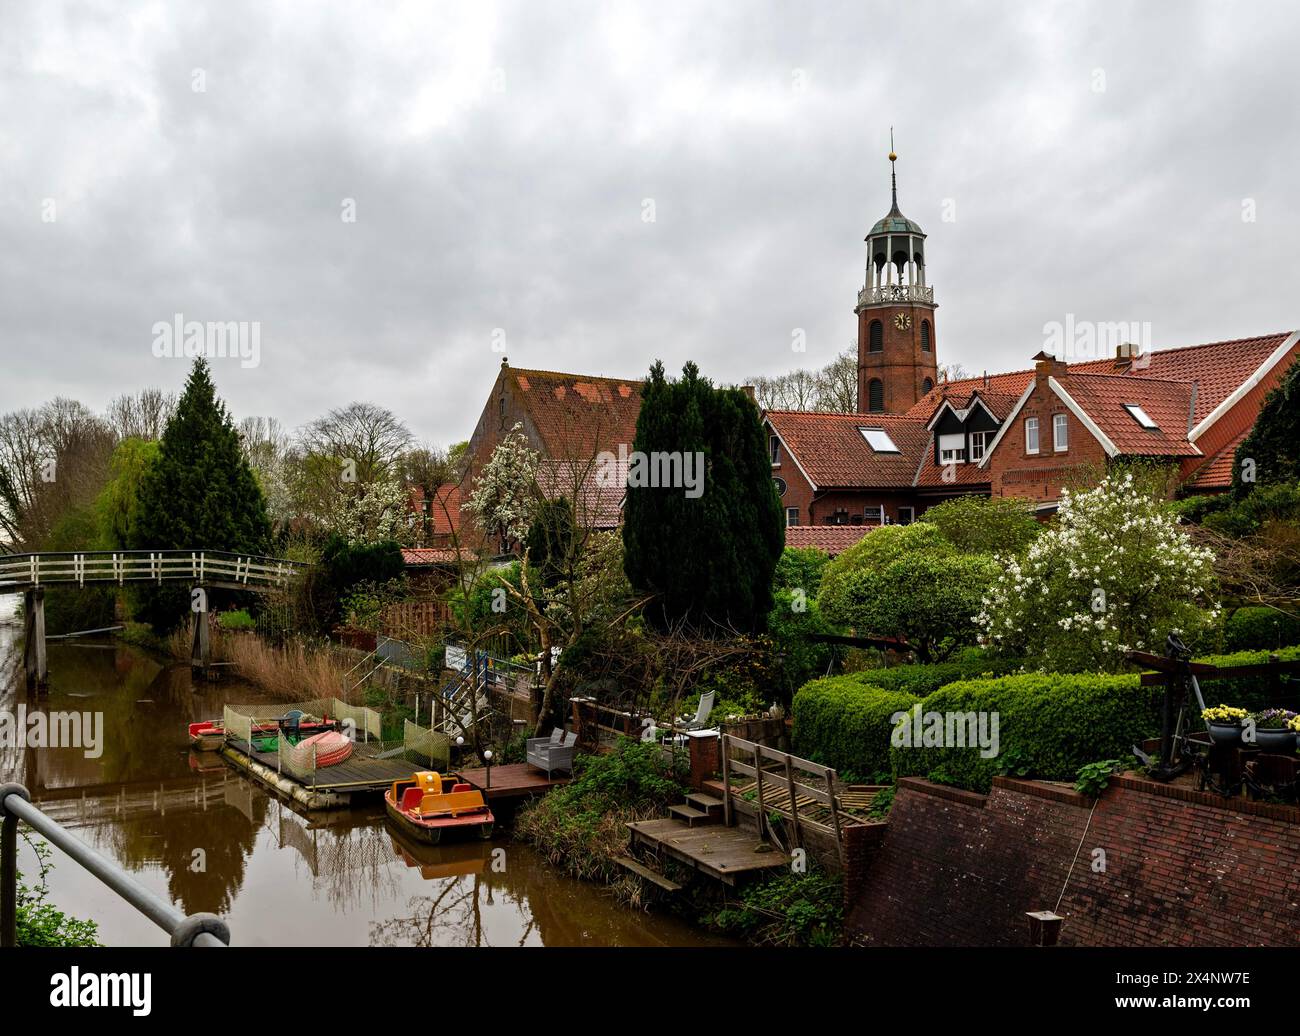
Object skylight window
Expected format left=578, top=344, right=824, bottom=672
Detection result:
left=1124, top=404, right=1158, bottom=429
left=859, top=426, right=899, bottom=453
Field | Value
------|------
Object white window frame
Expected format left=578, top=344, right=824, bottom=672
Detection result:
left=897, top=506, right=915, bottom=526
left=1024, top=417, right=1039, bottom=455
left=1053, top=413, right=1068, bottom=452
left=865, top=505, right=885, bottom=525
left=938, top=432, right=965, bottom=464
left=785, top=507, right=799, bottom=527
left=968, top=430, right=989, bottom=463
left=1123, top=404, right=1158, bottom=429
left=858, top=426, right=900, bottom=453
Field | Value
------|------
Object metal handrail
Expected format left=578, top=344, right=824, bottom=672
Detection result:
left=0, top=784, right=229, bottom=947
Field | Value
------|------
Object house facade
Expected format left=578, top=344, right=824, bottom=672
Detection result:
left=764, top=148, right=1299, bottom=526
left=459, top=152, right=1298, bottom=543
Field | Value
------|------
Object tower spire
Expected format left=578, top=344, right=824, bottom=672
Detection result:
left=888, top=127, right=899, bottom=214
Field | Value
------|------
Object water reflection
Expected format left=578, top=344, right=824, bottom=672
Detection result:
left=0, top=613, right=732, bottom=947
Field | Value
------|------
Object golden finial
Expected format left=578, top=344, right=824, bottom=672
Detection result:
left=889, top=126, right=896, bottom=163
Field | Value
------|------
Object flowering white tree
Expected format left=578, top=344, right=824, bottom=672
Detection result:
left=463, top=423, right=539, bottom=550
left=322, top=477, right=420, bottom=546
left=978, top=473, right=1220, bottom=672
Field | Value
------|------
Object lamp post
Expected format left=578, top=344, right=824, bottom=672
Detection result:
left=483, top=749, right=493, bottom=790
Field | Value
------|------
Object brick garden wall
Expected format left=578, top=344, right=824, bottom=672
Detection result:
left=847, top=775, right=1300, bottom=946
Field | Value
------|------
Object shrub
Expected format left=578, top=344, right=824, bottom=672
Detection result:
left=705, top=868, right=843, bottom=947
left=1184, top=645, right=1300, bottom=711
left=979, top=472, right=1219, bottom=672
left=819, top=524, right=997, bottom=661
left=792, top=675, right=920, bottom=780
left=1222, top=607, right=1300, bottom=652
left=890, top=672, right=1161, bottom=793
left=1203, top=482, right=1300, bottom=537
left=923, top=495, right=1041, bottom=556
left=852, top=650, right=1025, bottom=698
left=515, top=738, right=687, bottom=882
left=773, top=546, right=832, bottom=596
left=217, top=609, right=255, bottom=631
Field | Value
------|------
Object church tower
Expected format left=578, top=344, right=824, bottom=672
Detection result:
left=856, top=141, right=938, bottom=413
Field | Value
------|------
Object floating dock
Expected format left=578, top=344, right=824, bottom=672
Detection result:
left=220, top=737, right=416, bottom=810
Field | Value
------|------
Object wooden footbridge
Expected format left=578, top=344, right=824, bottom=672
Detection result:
left=0, top=550, right=309, bottom=687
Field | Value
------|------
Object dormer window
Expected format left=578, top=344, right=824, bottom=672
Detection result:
left=939, top=433, right=964, bottom=464
left=859, top=426, right=899, bottom=453
left=1123, top=404, right=1158, bottom=429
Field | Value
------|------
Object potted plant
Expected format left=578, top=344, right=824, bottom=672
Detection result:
left=1201, top=705, right=1248, bottom=746
left=1247, top=708, right=1299, bottom=753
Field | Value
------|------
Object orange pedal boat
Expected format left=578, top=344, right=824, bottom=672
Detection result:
left=384, top=771, right=495, bottom=844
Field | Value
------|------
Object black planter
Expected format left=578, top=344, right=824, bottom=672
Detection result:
left=1253, top=728, right=1297, bottom=754
left=1207, top=721, right=1244, bottom=747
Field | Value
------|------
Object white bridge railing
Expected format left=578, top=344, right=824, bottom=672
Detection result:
left=0, top=550, right=309, bottom=592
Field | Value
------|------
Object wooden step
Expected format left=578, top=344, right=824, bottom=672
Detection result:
left=701, top=779, right=728, bottom=800
left=668, top=803, right=717, bottom=827
left=686, top=792, right=724, bottom=816
left=612, top=855, right=682, bottom=892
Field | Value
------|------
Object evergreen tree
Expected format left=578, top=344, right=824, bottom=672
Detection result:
left=130, top=359, right=271, bottom=629
left=1234, top=352, right=1300, bottom=495
left=623, top=361, right=784, bottom=633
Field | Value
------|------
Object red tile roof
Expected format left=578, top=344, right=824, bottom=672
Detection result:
left=1055, top=374, right=1201, bottom=456
left=536, top=458, right=624, bottom=529
left=401, top=547, right=464, bottom=567
left=766, top=411, right=929, bottom=489
left=508, top=366, right=642, bottom=458
left=907, top=332, right=1293, bottom=427
left=784, top=525, right=874, bottom=556
left=1185, top=430, right=1247, bottom=490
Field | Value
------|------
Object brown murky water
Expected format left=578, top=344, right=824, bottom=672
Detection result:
left=0, top=599, right=733, bottom=946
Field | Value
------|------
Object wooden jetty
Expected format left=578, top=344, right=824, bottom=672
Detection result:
left=625, top=818, right=790, bottom=885
left=458, top=762, right=569, bottom=802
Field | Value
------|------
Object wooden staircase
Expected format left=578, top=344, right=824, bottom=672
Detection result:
left=667, top=791, right=724, bottom=828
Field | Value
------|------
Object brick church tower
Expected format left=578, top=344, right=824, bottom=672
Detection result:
left=856, top=143, right=938, bottom=413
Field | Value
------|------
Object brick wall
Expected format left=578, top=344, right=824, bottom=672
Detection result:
left=847, top=775, right=1300, bottom=946
left=987, top=363, right=1107, bottom=504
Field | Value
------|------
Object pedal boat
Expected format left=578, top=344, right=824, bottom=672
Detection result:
left=187, top=712, right=337, bottom=752
left=384, top=771, right=495, bottom=844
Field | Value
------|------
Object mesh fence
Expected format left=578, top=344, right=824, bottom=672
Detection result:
left=221, top=698, right=447, bottom=783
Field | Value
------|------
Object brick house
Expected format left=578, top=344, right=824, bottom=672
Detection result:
left=762, top=148, right=1299, bottom=523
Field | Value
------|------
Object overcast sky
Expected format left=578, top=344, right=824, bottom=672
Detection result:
left=2, top=0, right=1297, bottom=446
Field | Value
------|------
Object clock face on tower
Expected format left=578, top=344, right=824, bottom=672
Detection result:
left=894, top=312, right=912, bottom=332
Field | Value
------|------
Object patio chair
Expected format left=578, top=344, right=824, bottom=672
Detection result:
left=683, top=690, right=716, bottom=731
left=527, top=728, right=578, bottom=778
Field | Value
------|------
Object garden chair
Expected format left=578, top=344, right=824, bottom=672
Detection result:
left=527, top=728, right=578, bottom=778
left=683, top=690, right=716, bottom=730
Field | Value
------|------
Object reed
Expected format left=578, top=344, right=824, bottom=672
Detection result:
left=218, top=631, right=362, bottom=703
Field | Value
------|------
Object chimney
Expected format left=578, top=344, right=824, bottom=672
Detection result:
left=1113, top=342, right=1136, bottom=371
left=1032, top=350, right=1068, bottom=386
left=740, top=384, right=756, bottom=403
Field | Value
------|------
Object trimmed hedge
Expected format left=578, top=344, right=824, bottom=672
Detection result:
left=890, top=673, right=1161, bottom=793
left=792, top=675, right=920, bottom=780
left=1186, top=644, right=1300, bottom=711
left=852, top=652, right=1026, bottom=699
left=1222, top=609, right=1300, bottom=653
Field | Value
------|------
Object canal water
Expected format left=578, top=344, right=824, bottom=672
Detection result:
left=0, top=599, right=731, bottom=946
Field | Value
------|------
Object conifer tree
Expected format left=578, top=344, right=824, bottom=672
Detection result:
left=623, top=361, right=783, bottom=633
left=130, top=359, right=270, bottom=629
left=1234, top=352, right=1300, bottom=495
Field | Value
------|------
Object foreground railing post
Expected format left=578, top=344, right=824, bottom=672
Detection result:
left=1, top=784, right=33, bottom=948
